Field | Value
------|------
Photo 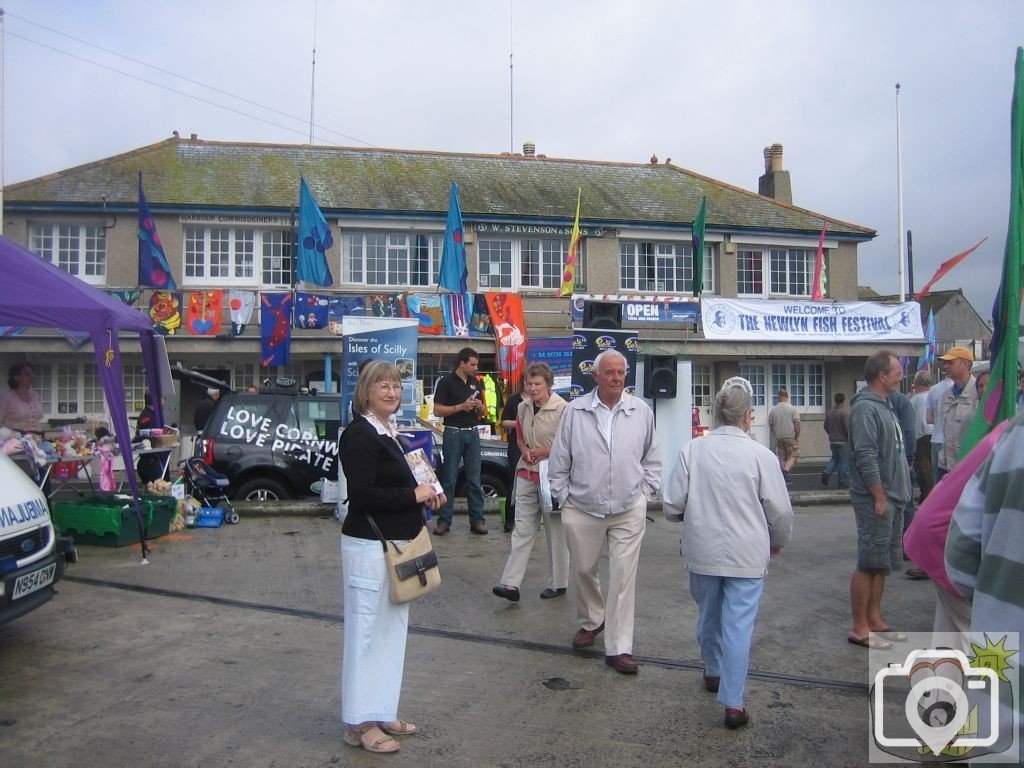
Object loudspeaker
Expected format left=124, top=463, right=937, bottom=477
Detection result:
left=643, top=354, right=678, bottom=399
left=581, top=300, right=622, bottom=330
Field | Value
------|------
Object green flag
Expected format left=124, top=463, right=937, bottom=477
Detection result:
left=960, top=47, right=1024, bottom=456
left=692, top=196, right=707, bottom=297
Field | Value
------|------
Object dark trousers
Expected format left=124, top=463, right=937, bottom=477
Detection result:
left=914, top=435, right=934, bottom=502
left=438, top=428, right=484, bottom=526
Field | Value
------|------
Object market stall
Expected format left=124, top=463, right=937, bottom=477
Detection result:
left=0, top=235, right=166, bottom=559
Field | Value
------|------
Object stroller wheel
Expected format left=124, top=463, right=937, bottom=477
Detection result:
left=225, top=511, right=240, bottom=525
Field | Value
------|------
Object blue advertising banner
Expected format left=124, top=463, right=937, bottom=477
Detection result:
left=569, top=329, right=639, bottom=400
left=341, top=316, right=420, bottom=425
left=570, top=294, right=700, bottom=324
left=527, top=336, right=574, bottom=392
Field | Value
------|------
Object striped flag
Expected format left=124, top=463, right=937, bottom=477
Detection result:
left=692, top=196, right=707, bottom=297
left=960, top=47, right=1024, bottom=456
left=811, top=221, right=827, bottom=300
left=560, top=188, right=582, bottom=297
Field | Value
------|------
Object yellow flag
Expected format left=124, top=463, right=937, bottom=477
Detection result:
left=559, top=188, right=582, bottom=298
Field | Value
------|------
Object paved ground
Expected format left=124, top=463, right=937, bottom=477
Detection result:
left=0, top=495, right=936, bottom=768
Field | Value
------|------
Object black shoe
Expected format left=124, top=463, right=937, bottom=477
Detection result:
left=539, top=587, right=567, bottom=599
left=820, top=472, right=829, bottom=486
left=492, top=585, right=520, bottom=602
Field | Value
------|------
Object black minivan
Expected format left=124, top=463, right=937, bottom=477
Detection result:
left=181, top=371, right=510, bottom=502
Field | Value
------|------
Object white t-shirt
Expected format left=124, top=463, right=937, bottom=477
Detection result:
left=911, top=390, right=932, bottom=438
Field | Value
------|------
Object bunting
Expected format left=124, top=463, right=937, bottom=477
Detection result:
left=185, top=290, right=224, bottom=336
left=148, top=291, right=182, bottom=335
left=228, top=290, right=256, bottom=337
left=294, top=292, right=330, bottom=329
left=260, top=292, right=293, bottom=367
left=485, top=292, right=528, bottom=387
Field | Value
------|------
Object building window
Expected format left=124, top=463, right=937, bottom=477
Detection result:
left=123, top=363, right=149, bottom=416
left=739, top=364, right=767, bottom=407
left=477, top=237, right=579, bottom=291
left=32, top=362, right=106, bottom=421
left=619, top=241, right=713, bottom=294
left=770, top=362, right=824, bottom=410
left=29, top=223, right=107, bottom=285
left=262, top=230, right=294, bottom=286
left=737, top=246, right=815, bottom=297
left=692, top=363, right=712, bottom=407
left=185, top=227, right=289, bottom=286
left=343, top=232, right=442, bottom=287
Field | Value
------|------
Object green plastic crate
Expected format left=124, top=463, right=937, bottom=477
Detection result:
left=142, top=494, right=178, bottom=539
left=52, top=497, right=153, bottom=547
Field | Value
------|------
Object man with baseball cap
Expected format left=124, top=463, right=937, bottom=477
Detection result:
left=934, top=346, right=978, bottom=479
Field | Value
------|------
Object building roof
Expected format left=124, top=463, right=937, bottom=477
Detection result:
left=870, top=288, right=975, bottom=316
left=5, top=136, right=876, bottom=239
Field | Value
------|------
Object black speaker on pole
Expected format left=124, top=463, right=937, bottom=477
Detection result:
left=643, top=354, right=678, bottom=399
left=581, top=300, right=622, bottom=330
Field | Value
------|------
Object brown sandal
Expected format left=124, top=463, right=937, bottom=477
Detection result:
left=380, top=719, right=417, bottom=736
left=343, top=726, right=400, bottom=753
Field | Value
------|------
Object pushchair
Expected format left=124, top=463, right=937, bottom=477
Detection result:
left=180, top=457, right=240, bottom=524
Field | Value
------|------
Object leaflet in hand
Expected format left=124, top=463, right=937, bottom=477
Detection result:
left=405, top=448, right=444, bottom=494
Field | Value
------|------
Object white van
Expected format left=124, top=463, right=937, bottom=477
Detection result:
left=0, top=451, right=77, bottom=625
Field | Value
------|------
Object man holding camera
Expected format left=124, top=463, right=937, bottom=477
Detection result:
left=433, top=347, right=488, bottom=535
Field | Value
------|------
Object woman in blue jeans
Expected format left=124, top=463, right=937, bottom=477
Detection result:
left=663, top=377, right=794, bottom=729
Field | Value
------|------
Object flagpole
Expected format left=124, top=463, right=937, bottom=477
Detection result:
left=896, top=83, right=906, bottom=302
left=508, top=0, right=514, bottom=154
left=308, top=0, right=319, bottom=144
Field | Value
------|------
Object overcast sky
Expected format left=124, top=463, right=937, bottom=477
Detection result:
left=3, top=0, right=1021, bottom=318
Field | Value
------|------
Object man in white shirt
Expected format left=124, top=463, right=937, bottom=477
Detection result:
left=548, top=349, right=661, bottom=675
left=909, top=370, right=934, bottom=501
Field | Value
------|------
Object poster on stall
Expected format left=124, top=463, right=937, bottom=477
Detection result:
left=528, top=336, right=574, bottom=394
left=569, top=329, right=638, bottom=400
left=341, top=316, right=420, bottom=426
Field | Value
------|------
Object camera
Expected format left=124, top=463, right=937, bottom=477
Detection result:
left=873, top=648, right=1000, bottom=752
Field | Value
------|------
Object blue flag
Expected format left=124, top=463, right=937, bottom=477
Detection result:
left=138, top=175, right=176, bottom=289
left=297, top=176, right=334, bottom=286
left=439, top=181, right=468, bottom=293
left=917, top=309, right=936, bottom=370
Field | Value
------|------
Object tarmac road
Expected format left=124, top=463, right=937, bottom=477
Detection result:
left=0, top=502, right=935, bottom=768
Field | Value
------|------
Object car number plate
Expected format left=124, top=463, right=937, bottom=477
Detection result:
left=12, top=563, right=57, bottom=600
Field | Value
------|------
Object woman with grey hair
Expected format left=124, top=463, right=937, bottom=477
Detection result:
left=662, top=377, right=794, bottom=729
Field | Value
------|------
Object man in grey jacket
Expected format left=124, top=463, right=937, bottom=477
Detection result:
left=548, top=349, right=661, bottom=674
left=847, top=350, right=912, bottom=650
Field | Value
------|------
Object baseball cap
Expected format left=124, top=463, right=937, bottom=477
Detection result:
left=938, top=345, right=975, bottom=362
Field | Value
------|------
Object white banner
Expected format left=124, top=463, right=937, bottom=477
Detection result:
left=701, top=298, right=924, bottom=342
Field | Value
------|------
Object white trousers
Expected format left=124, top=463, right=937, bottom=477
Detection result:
left=561, top=496, right=647, bottom=656
left=340, top=535, right=410, bottom=725
left=499, top=475, right=570, bottom=590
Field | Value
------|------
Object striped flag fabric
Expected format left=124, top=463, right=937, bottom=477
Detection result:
left=560, top=188, right=582, bottom=297
left=811, top=221, right=827, bottom=300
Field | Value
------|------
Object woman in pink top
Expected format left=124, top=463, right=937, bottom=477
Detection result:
left=0, top=362, right=44, bottom=435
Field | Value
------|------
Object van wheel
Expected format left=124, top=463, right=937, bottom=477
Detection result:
left=234, top=478, right=290, bottom=501
left=480, top=472, right=507, bottom=500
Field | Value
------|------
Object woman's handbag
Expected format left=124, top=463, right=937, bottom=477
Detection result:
left=365, top=514, right=441, bottom=603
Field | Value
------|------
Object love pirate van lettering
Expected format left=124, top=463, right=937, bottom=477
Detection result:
left=218, top=406, right=338, bottom=471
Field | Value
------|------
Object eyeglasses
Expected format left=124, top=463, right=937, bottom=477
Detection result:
left=375, top=383, right=403, bottom=393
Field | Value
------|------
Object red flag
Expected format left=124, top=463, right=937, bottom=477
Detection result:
left=912, top=237, right=988, bottom=301
left=811, top=221, right=827, bottom=300
left=485, top=292, right=527, bottom=387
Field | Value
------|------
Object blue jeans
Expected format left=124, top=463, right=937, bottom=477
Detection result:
left=689, top=572, right=765, bottom=709
left=438, top=428, right=484, bottom=526
left=825, top=442, right=849, bottom=486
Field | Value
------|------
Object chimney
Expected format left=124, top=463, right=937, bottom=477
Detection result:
left=757, top=142, right=792, bottom=205
left=523, top=141, right=536, bottom=157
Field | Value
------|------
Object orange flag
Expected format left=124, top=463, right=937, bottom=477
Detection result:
left=912, top=237, right=988, bottom=301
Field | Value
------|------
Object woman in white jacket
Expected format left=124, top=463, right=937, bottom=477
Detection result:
left=663, top=377, right=794, bottom=730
